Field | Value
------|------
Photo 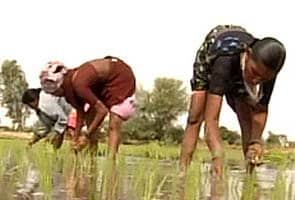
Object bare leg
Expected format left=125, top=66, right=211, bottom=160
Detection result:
left=204, top=94, right=224, bottom=179
left=179, top=91, right=206, bottom=173
left=108, top=112, right=123, bottom=160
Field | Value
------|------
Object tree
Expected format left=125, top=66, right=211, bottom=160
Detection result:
left=149, top=78, right=188, bottom=141
left=0, top=60, right=29, bottom=130
left=266, top=131, right=288, bottom=147
left=122, top=78, right=188, bottom=143
left=122, top=85, right=157, bottom=140
left=266, top=131, right=280, bottom=144
left=219, top=126, right=241, bottom=145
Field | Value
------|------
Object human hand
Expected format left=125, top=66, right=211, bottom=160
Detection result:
left=70, top=135, right=89, bottom=152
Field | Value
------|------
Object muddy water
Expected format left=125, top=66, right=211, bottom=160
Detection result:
left=2, top=156, right=295, bottom=200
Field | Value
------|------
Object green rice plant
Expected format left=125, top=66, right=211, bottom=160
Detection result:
left=271, top=166, right=287, bottom=200
left=170, top=171, right=184, bottom=200
left=1, top=138, right=295, bottom=200
left=264, top=148, right=295, bottom=165
left=153, top=174, right=169, bottom=198
left=240, top=173, right=257, bottom=200
left=130, top=158, right=155, bottom=199
left=120, top=142, right=180, bottom=160
left=29, top=143, right=55, bottom=198
left=0, top=139, right=31, bottom=199
left=183, top=160, right=201, bottom=200
left=98, top=157, right=119, bottom=200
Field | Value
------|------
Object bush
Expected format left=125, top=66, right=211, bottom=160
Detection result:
left=219, top=126, right=241, bottom=145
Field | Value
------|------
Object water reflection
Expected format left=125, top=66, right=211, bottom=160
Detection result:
left=177, top=161, right=295, bottom=200
left=62, top=157, right=99, bottom=199
left=1, top=153, right=295, bottom=200
left=62, top=157, right=120, bottom=200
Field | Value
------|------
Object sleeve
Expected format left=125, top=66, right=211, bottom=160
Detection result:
left=259, top=78, right=276, bottom=106
left=208, top=56, right=232, bottom=96
left=53, top=104, right=69, bottom=134
left=35, top=112, right=53, bottom=137
left=58, top=97, right=72, bottom=115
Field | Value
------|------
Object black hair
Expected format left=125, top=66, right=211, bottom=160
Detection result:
left=54, top=65, right=65, bottom=73
left=251, top=37, right=286, bottom=73
left=22, top=88, right=42, bottom=105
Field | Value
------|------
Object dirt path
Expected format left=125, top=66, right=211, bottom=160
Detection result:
left=0, top=131, right=33, bottom=140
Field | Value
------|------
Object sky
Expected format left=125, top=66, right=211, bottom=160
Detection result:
left=0, top=0, right=294, bottom=140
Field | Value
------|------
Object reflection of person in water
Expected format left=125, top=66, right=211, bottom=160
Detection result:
left=65, top=161, right=93, bottom=199
left=64, top=158, right=119, bottom=199
left=210, top=177, right=225, bottom=199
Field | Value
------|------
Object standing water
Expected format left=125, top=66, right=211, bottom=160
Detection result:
left=0, top=140, right=295, bottom=200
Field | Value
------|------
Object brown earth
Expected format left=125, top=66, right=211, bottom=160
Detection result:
left=0, top=131, right=33, bottom=140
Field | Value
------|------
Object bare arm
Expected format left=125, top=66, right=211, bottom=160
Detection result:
left=71, top=63, right=109, bottom=136
left=250, top=106, right=268, bottom=142
left=86, top=100, right=108, bottom=136
left=73, top=108, right=85, bottom=140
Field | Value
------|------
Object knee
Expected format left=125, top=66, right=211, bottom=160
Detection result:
left=187, top=112, right=203, bottom=126
left=109, top=112, right=124, bottom=132
left=109, top=122, right=120, bottom=133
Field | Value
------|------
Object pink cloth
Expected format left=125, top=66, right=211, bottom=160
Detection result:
left=110, top=95, right=136, bottom=120
left=67, top=109, right=77, bottom=128
left=66, top=104, right=90, bottom=128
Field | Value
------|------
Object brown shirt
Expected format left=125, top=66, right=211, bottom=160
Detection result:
left=61, top=57, right=136, bottom=110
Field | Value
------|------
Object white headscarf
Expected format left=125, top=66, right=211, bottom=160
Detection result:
left=39, top=61, right=67, bottom=94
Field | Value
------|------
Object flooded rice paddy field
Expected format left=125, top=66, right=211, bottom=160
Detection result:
left=0, top=139, right=295, bottom=200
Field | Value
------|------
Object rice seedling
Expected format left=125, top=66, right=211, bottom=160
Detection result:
left=0, top=138, right=295, bottom=199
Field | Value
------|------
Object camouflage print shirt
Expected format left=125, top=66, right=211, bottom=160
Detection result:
left=191, top=25, right=277, bottom=106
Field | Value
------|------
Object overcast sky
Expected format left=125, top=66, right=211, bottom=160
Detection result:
left=0, top=0, right=294, bottom=140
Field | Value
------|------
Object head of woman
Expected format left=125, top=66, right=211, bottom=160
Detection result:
left=39, top=61, right=67, bottom=95
left=242, top=37, right=286, bottom=85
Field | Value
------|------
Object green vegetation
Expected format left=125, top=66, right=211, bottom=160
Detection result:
left=219, top=126, right=241, bottom=145
left=0, top=60, right=29, bottom=130
left=122, top=77, right=188, bottom=143
left=0, top=138, right=294, bottom=199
